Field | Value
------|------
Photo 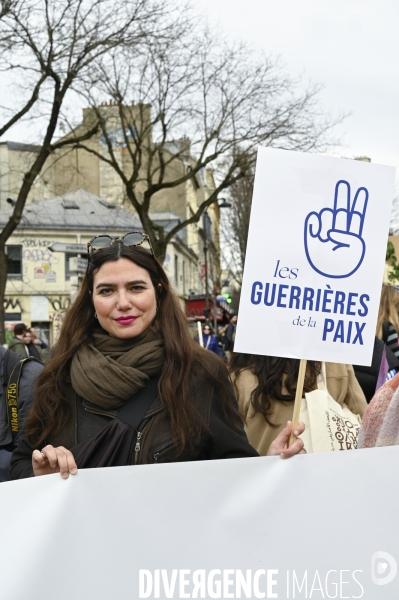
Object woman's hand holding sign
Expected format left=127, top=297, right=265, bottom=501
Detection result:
left=304, top=180, right=368, bottom=279
left=32, top=445, right=78, bottom=478
left=267, top=421, right=306, bottom=458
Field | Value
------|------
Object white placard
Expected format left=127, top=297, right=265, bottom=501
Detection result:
left=234, top=148, right=396, bottom=365
left=30, top=295, right=49, bottom=321
left=1, top=448, right=399, bottom=598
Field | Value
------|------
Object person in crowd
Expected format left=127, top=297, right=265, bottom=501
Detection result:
left=30, top=327, right=48, bottom=351
left=224, top=314, right=237, bottom=361
left=217, top=326, right=227, bottom=359
left=353, top=337, right=399, bottom=402
left=195, top=324, right=221, bottom=356
left=8, top=323, right=29, bottom=357
left=376, top=284, right=399, bottom=358
left=358, top=373, right=399, bottom=449
left=24, top=328, right=44, bottom=363
left=0, top=345, right=43, bottom=481
left=22, top=329, right=31, bottom=354
left=230, top=353, right=367, bottom=456
left=11, top=234, right=305, bottom=480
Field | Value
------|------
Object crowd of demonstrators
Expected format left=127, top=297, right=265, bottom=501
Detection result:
left=356, top=287, right=399, bottom=448
left=5, top=324, right=46, bottom=363
left=11, top=235, right=304, bottom=481
left=355, top=286, right=399, bottom=448
left=353, top=285, right=399, bottom=402
left=353, top=337, right=399, bottom=403
left=6, top=239, right=399, bottom=483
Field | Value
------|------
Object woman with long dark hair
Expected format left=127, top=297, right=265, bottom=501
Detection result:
left=11, top=233, right=304, bottom=479
left=376, top=284, right=399, bottom=357
left=230, top=354, right=366, bottom=455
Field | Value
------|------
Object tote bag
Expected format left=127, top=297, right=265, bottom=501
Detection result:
left=299, top=363, right=362, bottom=453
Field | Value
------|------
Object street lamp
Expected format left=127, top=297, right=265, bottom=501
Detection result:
left=203, top=198, right=231, bottom=328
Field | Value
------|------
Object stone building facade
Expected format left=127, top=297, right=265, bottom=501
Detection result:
left=0, top=190, right=200, bottom=344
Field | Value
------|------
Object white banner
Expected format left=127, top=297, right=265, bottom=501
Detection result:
left=234, top=148, right=395, bottom=365
left=1, top=447, right=399, bottom=599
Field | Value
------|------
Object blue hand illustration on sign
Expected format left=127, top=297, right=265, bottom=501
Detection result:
left=304, top=180, right=368, bottom=278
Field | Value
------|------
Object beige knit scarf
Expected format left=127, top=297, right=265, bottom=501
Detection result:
left=70, top=326, right=164, bottom=410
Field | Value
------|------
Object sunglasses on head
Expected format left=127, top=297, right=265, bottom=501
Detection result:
left=87, top=232, right=154, bottom=256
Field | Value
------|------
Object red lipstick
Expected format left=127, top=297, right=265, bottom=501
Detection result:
left=115, top=316, right=136, bottom=325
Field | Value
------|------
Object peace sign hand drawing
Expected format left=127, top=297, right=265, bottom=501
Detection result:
left=304, top=180, right=368, bottom=278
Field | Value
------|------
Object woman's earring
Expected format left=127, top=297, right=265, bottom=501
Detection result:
left=94, top=312, right=98, bottom=319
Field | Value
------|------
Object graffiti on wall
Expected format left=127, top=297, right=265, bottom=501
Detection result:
left=20, top=238, right=60, bottom=285
left=3, top=298, right=22, bottom=311
left=4, top=296, right=70, bottom=316
left=48, top=296, right=71, bottom=312
left=50, top=311, right=65, bottom=343
left=20, top=238, right=56, bottom=248
left=23, top=248, right=59, bottom=265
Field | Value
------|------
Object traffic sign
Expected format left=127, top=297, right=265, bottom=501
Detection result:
left=48, top=242, right=87, bottom=253
left=69, top=257, right=88, bottom=273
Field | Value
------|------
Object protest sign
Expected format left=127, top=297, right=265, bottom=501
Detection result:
left=1, top=447, right=399, bottom=599
left=234, top=148, right=396, bottom=366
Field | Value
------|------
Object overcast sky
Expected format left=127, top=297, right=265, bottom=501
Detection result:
left=6, top=0, right=399, bottom=219
left=197, top=0, right=399, bottom=186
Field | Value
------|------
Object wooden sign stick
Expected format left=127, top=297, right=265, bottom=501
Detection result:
left=290, top=358, right=307, bottom=445
left=197, top=321, right=204, bottom=347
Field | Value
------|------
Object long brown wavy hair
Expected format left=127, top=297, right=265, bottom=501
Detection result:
left=376, top=284, right=399, bottom=339
left=25, top=243, right=235, bottom=453
left=230, top=354, right=321, bottom=426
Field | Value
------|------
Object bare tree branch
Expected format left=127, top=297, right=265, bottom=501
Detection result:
left=0, top=0, right=176, bottom=343
left=69, top=27, right=343, bottom=262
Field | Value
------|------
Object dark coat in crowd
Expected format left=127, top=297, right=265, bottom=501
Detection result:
left=26, top=343, right=43, bottom=363
left=0, top=346, right=43, bottom=481
left=353, top=337, right=399, bottom=403
left=8, top=336, right=28, bottom=357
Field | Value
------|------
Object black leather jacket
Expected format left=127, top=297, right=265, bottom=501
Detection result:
left=11, top=363, right=258, bottom=479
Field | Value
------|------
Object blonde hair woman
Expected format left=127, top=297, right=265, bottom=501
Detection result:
left=376, top=285, right=399, bottom=358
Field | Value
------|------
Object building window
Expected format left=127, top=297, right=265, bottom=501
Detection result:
left=182, top=261, right=186, bottom=295
left=6, top=245, right=22, bottom=279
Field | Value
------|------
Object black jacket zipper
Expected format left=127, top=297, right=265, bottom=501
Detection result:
left=134, top=430, right=143, bottom=465
left=152, top=439, right=174, bottom=463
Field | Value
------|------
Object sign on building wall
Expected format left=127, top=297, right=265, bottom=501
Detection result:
left=30, top=296, right=49, bottom=321
left=235, top=148, right=395, bottom=365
